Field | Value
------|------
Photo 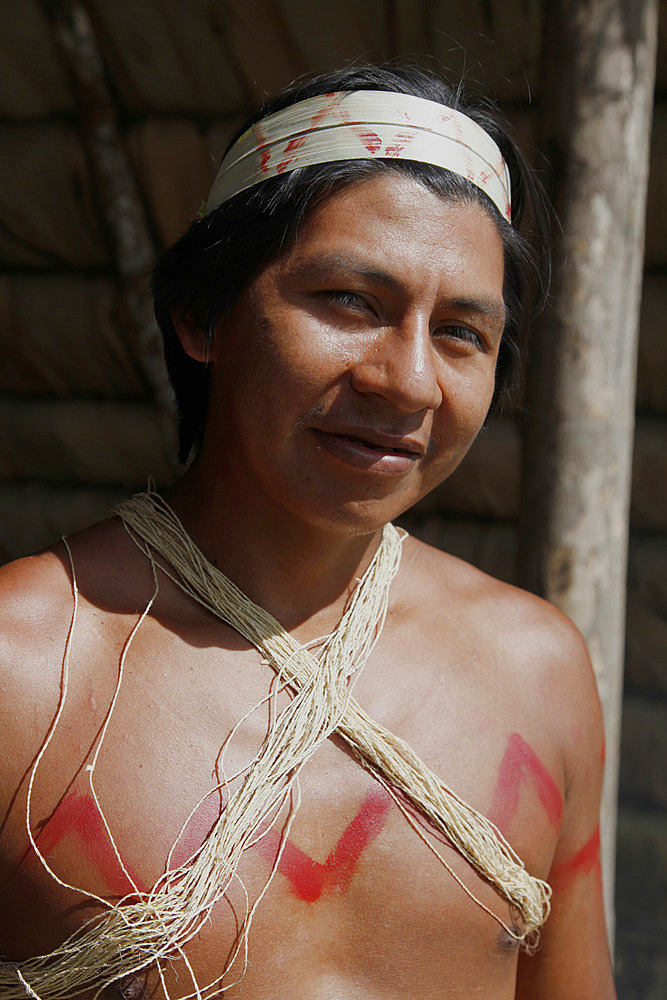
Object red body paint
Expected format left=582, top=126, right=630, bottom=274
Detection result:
left=21, top=792, right=147, bottom=896
left=490, top=733, right=563, bottom=832
left=255, top=786, right=392, bottom=902
left=550, top=826, right=601, bottom=891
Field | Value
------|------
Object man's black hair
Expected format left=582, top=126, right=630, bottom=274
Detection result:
left=152, top=63, right=550, bottom=464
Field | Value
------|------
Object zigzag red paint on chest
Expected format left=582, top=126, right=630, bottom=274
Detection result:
left=254, top=786, right=392, bottom=902
left=20, top=792, right=147, bottom=896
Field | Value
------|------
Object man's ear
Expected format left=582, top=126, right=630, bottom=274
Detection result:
left=171, top=309, right=210, bottom=363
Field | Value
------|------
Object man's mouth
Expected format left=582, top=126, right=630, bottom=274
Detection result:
left=312, top=427, right=424, bottom=475
left=335, top=432, right=420, bottom=457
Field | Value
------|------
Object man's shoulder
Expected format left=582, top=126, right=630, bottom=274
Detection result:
left=0, top=517, right=155, bottom=788
left=0, top=545, right=75, bottom=800
left=0, top=517, right=151, bottom=691
left=401, top=535, right=604, bottom=798
left=0, top=545, right=73, bottom=653
left=404, top=532, right=565, bottom=616
left=403, top=534, right=598, bottom=702
left=0, top=516, right=131, bottom=625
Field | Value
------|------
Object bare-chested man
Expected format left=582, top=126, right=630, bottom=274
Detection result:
left=0, top=65, right=616, bottom=999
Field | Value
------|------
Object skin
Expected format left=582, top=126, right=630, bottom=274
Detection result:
left=0, top=173, right=615, bottom=999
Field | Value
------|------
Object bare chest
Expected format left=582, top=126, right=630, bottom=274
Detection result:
left=4, top=605, right=562, bottom=999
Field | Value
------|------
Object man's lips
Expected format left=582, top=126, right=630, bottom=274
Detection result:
left=311, top=427, right=425, bottom=474
left=333, top=431, right=423, bottom=456
left=316, top=424, right=425, bottom=454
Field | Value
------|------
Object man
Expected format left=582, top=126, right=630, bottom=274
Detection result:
left=0, top=65, right=615, bottom=999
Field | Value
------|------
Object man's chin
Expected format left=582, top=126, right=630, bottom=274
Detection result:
left=302, top=487, right=433, bottom=538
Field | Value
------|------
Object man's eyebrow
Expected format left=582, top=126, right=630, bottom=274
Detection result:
left=287, top=252, right=402, bottom=291
left=450, top=296, right=507, bottom=322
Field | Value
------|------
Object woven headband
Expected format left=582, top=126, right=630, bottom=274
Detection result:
left=205, top=90, right=512, bottom=221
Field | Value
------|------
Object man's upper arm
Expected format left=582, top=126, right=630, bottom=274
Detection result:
left=515, top=618, right=616, bottom=999
left=0, top=550, right=72, bottom=817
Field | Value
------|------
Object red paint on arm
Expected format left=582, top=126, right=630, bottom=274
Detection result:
left=20, top=792, right=147, bottom=896
left=490, top=733, right=564, bottom=832
left=255, top=786, right=392, bottom=902
left=550, top=826, right=601, bottom=892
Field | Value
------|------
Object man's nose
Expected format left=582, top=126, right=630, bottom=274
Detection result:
left=349, top=317, right=443, bottom=413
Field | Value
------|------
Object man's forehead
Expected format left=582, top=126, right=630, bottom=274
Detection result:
left=275, top=179, right=506, bottom=312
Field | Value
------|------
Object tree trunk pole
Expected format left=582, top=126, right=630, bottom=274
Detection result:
left=519, top=0, right=658, bottom=948
left=47, top=0, right=178, bottom=470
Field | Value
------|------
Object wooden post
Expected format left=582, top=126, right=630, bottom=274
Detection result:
left=519, top=0, right=658, bottom=946
left=46, top=0, right=177, bottom=470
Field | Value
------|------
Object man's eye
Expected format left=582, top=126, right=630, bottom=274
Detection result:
left=326, top=290, right=367, bottom=309
left=436, top=325, right=483, bottom=349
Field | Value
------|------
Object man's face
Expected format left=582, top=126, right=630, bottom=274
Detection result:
left=202, top=172, right=506, bottom=535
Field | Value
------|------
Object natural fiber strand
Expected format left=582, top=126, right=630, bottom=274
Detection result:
left=85, top=552, right=160, bottom=899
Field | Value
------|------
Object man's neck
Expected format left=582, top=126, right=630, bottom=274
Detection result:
left=165, top=465, right=384, bottom=637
